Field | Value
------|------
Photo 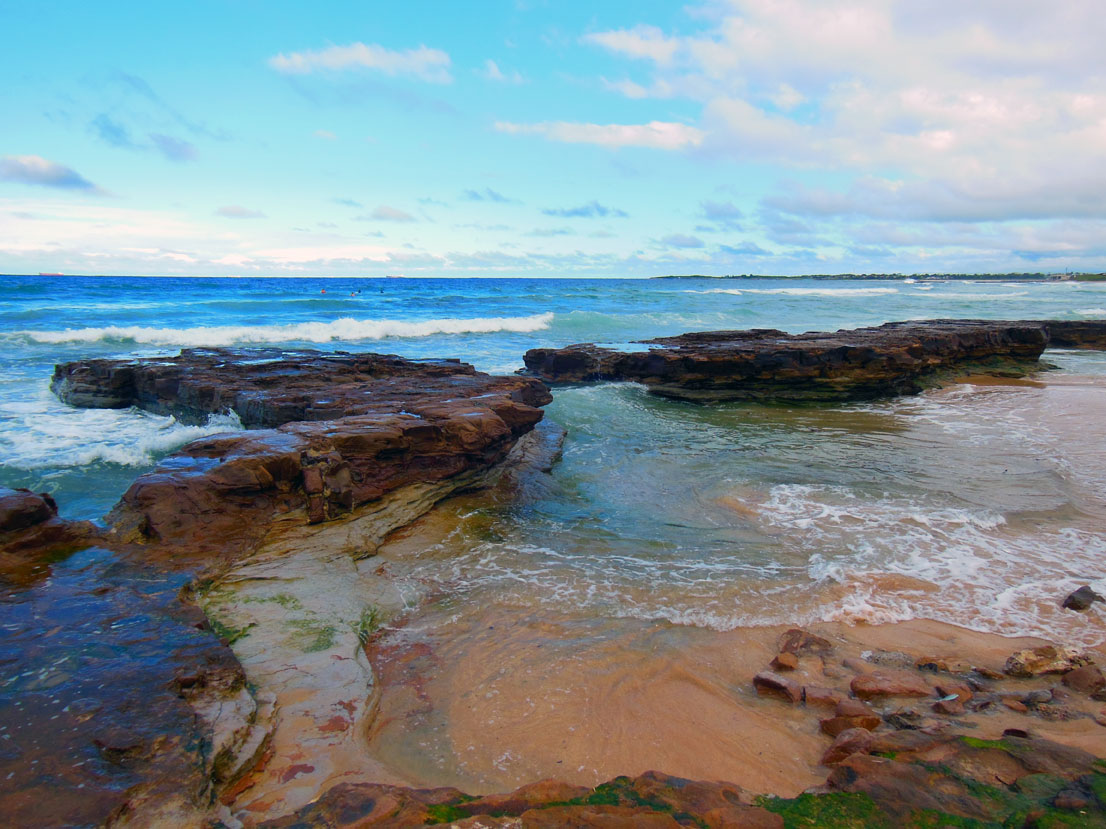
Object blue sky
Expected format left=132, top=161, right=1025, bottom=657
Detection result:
left=2, top=0, right=1105, bottom=276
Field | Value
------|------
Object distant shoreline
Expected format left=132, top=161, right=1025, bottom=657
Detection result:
left=653, top=272, right=1106, bottom=281
left=4, top=272, right=1105, bottom=281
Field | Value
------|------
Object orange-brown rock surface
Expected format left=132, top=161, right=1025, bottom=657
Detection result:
left=49, top=348, right=551, bottom=561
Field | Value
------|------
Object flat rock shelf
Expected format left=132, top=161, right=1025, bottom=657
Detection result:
left=522, top=318, right=1106, bottom=402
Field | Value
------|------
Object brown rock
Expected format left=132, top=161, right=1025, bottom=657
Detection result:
left=259, top=782, right=468, bottom=827
left=842, top=657, right=874, bottom=674
left=516, top=805, right=681, bottom=827
left=934, top=681, right=973, bottom=703
left=54, top=349, right=552, bottom=562
left=821, top=715, right=882, bottom=737
left=821, top=728, right=875, bottom=765
left=1061, top=664, right=1106, bottom=696
left=522, top=320, right=1052, bottom=402
left=1061, top=584, right=1104, bottom=611
left=458, top=780, right=591, bottom=818
left=753, top=671, right=802, bottom=703
left=627, top=771, right=782, bottom=828
left=1003, top=645, right=1093, bottom=678
left=851, top=669, right=933, bottom=699
left=1002, top=698, right=1028, bottom=713
left=836, top=698, right=876, bottom=718
left=932, top=698, right=965, bottom=716
left=770, top=652, right=798, bottom=671
left=0, top=487, right=56, bottom=532
left=778, top=627, right=833, bottom=655
left=803, top=686, right=843, bottom=708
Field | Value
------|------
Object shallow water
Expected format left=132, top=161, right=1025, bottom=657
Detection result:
left=4, top=274, right=1106, bottom=802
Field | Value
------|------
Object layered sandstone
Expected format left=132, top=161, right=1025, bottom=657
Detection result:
left=49, top=348, right=551, bottom=560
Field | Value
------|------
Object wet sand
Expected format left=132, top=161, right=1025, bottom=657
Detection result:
left=363, top=600, right=1106, bottom=797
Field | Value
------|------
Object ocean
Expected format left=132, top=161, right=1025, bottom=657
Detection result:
left=2, top=274, right=1106, bottom=649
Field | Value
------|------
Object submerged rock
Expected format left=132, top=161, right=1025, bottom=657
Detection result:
left=1063, top=584, right=1104, bottom=611
left=522, top=319, right=1057, bottom=402
left=0, top=487, right=97, bottom=585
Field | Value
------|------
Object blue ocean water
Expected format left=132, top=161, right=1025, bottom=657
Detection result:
left=2, top=274, right=1105, bottom=519
left=3, top=275, right=1106, bottom=644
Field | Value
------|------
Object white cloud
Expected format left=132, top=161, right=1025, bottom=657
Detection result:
left=480, top=59, right=524, bottom=84
left=269, top=42, right=452, bottom=83
left=580, top=1, right=1106, bottom=228
left=368, top=205, right=417, bottom=222
left=583, top=24, right=679, bottom=65
left=495, top=120, right=704, bottom=151
left=216, top=205, right=266, bottom=219
left=314, top=130, right=337, bottom=140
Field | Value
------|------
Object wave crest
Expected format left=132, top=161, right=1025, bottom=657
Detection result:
left=13, top=312, right=555, bottom=347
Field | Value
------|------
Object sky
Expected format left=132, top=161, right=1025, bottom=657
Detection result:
left=2, top=0, right=1105, bottom=277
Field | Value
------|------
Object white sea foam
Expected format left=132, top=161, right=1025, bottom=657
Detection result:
left=689, top=287, right=900, bottom=297
left=12, top=312, right=555, bottom=347
left=0, top=392, right=242, bottom=469
left=1077, top=308, right=1106, bottom=315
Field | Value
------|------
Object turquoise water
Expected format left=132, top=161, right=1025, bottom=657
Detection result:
left=2, top=274, right=1106, bottom=643
left=3, top=274, right=1104, bottom=518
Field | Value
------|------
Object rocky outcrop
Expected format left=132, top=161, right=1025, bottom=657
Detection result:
left=0, top=548, right=271, bottom=828
left=48, top=349, right=551, bottom=562
left=522, top=319, right=1074, bottom=402
left=1041, top=319, right=1106, bottom=349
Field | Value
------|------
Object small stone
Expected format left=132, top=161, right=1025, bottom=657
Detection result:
left=821, top=663, right=847, bottom=679
left=974, top=666, right=1004, bottom=680
left=1061, top=585, right=1104, bottom=611
left=753, top=671, right=803, bottom=703
left=1002, top=698, right=1028, bottom=713
left=932, top=698, right=965, bottom=716
left=1061, top=664, right=1106, bottom=696
left=1023, top=690, right=1053, bottom=706
left=1095, top=712, right=1106, bottom=727
left=803, top=686, right=843, bottom=708
left=770, top=652, right=799, bottom=671
left=851, top=669, right=933, bottom=699
left=1050, top=686, right=1072, bottom=702
left=1002, top=728, right=1032, bottom=739
left=934, top=681, right=973, bottom=703
left=916, top=656, right=973, bottom=674
left=778, top=628, right=833, bottom=656
left=864, top=650, right=915, bottom=670
left=821, top=728, right=874, bottom=765
left=1004, top=645, right=1092, bottom=678
left=820, top=714, right=882, bottom=737
left=835, top=699, right=875, bottom=718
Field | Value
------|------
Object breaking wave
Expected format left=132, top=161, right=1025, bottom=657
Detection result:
left=11, top=312, right=556, bottom=347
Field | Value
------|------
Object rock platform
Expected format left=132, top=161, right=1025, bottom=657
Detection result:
left=522, top=318, right=1106, bottom=402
